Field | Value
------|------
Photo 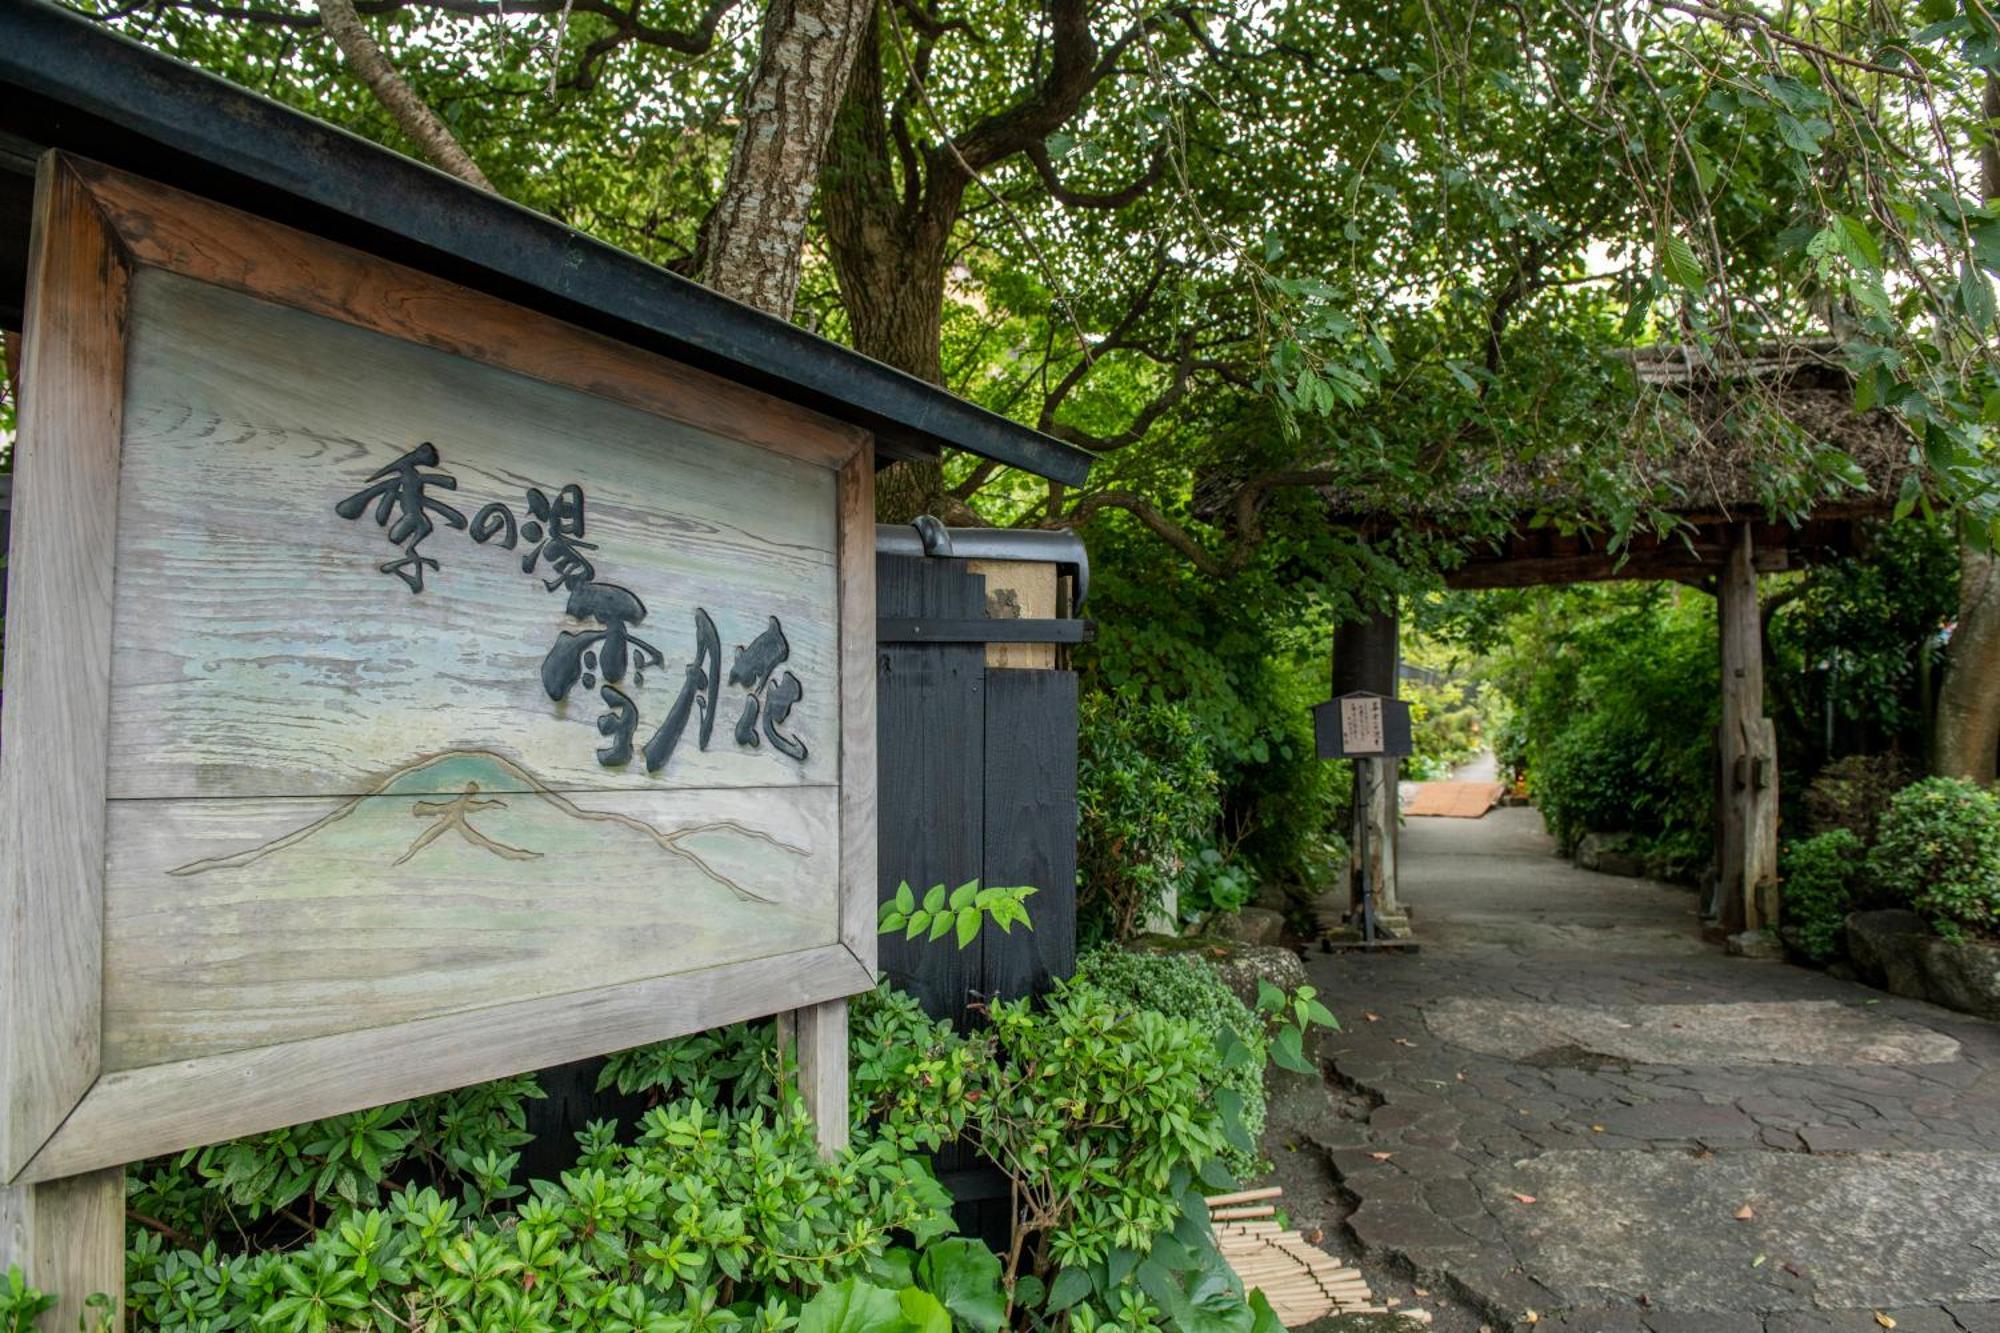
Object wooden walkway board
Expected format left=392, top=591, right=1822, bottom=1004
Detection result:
left=1403, top=781, right=1506, bottom=819
left=1207, top=1190, right=1410, bottom=1327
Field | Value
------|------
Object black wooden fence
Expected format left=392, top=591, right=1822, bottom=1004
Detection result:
left=873, top=527, right=1084, bottom=1023
left=518, top=522, right=1086, bottom=1183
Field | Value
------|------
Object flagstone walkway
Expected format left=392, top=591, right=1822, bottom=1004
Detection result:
left=1300, top=806, right=2000, bottom=1333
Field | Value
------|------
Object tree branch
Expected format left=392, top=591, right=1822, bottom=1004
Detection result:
left=1653, top=0, right=1919, bottom=80
left=1048, top=470, right=1344, bottom=579
left=1021, top=140, right=1167, bottom=209
left=317, top=0, right=494, bottom=190
left=127, top=0, right=737, bottom=58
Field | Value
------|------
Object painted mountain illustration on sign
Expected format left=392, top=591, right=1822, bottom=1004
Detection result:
left=109, top=748, right=834, bottom=1071
left=169, top=748, right=804, bottom=902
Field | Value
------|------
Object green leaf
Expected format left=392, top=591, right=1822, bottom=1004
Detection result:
left=1254, top=980, right=1285, bottom=1014
left=1215, top=1087, right=1253, bottom=1151
left=922, top=884, right=946, bottom=915
left=1047, top=1267, right=1092, bottom=1313
left=1249, top=1290, right=1287, bottom=1333
left=1659, top=231, right=1705, bottom=289
left=928, top=910, right=954, bottom=943
left=906, top=911, right=929, bottom=941
left=1960, top=258, right=1996, bottom=331
left=1834, top=213, right=1884, bottom=272
left=798, top=1279, right=908, bottom=1333
left=955, top=906, right=982, bottom=948
left=1894, top=471, right=1923, bottom=521
left=917, top=1239, right=1006, bottom=1333
left=898, top=1289, right=951, bottom=1333
left=894, top=881, right=915, bottom=915
left=1271, top=1025, right=1313, bottom=1075
left=878, top=911, right=907, bottom=935
left=949, top=880, right=978, bottom=911
left=1775, top=112, right=1828, bottom=156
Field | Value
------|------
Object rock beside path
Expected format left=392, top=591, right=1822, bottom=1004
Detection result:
left=1847, top=910, right=2000, bottom=1021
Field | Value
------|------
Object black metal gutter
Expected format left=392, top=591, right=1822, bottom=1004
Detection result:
left=875, top=520, right=1089, bottom=611
left=0, top=0, right=1095, bottom=488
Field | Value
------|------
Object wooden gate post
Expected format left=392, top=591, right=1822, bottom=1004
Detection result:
left=1717, top=524, right=1780, bottom=933
left=776, top=999, right=850, bottom=1157
left=1333, top=602, right=1404, bottom=926
left=0, top=1168, right=124, bottom=1329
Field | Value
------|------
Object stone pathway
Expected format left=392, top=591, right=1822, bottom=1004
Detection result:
left=1298, top=807, right=2000, bottom=1333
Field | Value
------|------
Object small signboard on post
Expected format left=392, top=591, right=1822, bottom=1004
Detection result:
left=1313, top=690, right=1413, bottom=760
left=1312, top=690, right=1414, bottom=953
left=0, top=155, right=880, bottom=1304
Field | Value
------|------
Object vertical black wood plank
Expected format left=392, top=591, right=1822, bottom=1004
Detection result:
left=875, top=553, right=988, bottom=1023
left=981, top=669, right=1078, bottom=1002
left=515, top=1055, right=651, bottom=1182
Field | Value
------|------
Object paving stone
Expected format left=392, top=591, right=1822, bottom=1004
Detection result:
left=1945, top=1302, right=2000, bottom=1332
left=1371, top=1104, right=1426, bottom=1132
left=1423, top=1176, right=1486, bottom=1219
left=1328, top=1147, right=1405, bottom=1178
left=1740, top=1096, right=1821, bottom=1121
left=1800, top=1125, right=1911, bottom=1154
left=1874, top=1309, right=1969, bottom=1333
left=1641, top=1313, right=1764, bottom=1333
left=1764, top=1313, right=1892, bottom=1333
left=1592, top=1101, right=1761, bottom=1144
left=1300, top=808, right=2000, bottom=1332
left=1534, top=1307, right=1650, bottom=1331
left=1344, top=1199, right=1490, bottom=1271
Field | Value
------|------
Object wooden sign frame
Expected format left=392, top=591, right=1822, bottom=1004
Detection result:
left=0, top=153, right=877, bottom=1189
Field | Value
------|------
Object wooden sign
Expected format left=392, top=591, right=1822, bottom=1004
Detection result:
left=1313, top=691, right=1413, bottom=760
left=1340, top=696, right=1385, bottom=755
left=0, top=155, right=876, bottom=1187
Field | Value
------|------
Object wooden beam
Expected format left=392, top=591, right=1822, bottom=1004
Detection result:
left=1333, top=606, right=1402, bottom=923
left=1716, top=524, right=1779, bottom=934
left=0, top=1167, right=123, bottom=1330
left=1446, top=535, right=1793, bottom=589
left=778, top=999, right=849, bottom=1157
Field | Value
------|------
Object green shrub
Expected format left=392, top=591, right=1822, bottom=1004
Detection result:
left=108, top=973, right=1319, bottom=1332
left=1781, top=829, right=1865, bottom=962
left=1802, top=753, right=1914, bottom=843
left=1072, top=949, right=1268, bottom=1179
left=1401, top=678, right=1488, bottom=781
left=1, top=1268, right=54, bottom=1333
left=1077, top=694, right=1222, bottom=939
left=1867, top=777, right=2000, bottom=938
left=1492, top=585, right=1716, bottom=856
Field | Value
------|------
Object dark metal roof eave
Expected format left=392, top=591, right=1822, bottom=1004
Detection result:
left=0, top=0, right=1095, bottom=488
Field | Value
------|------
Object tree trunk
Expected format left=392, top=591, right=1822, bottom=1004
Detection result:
left=820, top=10, right=964, bottom=522
left=1937, top=547, right=2000, bottom=782
left=698, top=0, right=873, bottom=318
left=318, top=0, right=494, bottom=191
left=1934, top=73, right=2000, bottom=783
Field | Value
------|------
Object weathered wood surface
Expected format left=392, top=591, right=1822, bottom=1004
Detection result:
left=0, top=154, right=125, bottom=1180
left=791, top=998, right=850, bottom=1157
left=1717, top=523, right=1775, bottom=933
left=966, top=559, right=1058, bottom=669
left=837, top=454, right=878, bottom=969
left=111, top=269, right=840, bottom=800
left=103, top=777, right=838, bottom=1069
left=0, top=1167, right=124, bottom=1329
left=3, top=156, right=879, bottom=1194
left=22, top=942, right=871, bottom=1183
left=72, top=158, right=868, bottom=476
